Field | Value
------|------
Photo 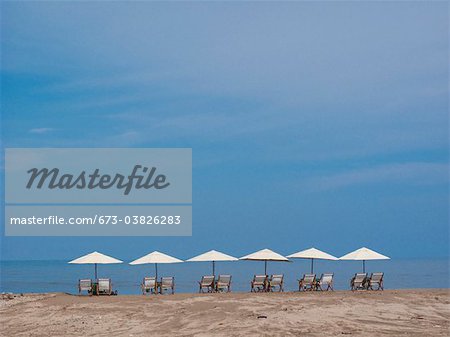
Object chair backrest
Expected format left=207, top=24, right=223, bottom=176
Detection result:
left=200, top=275, right=215, bottom=286
left=161, top=277, right=174, bottom=287
left=354, top=273, right=367, bottom=283
left=143, top=277, right=156, bottom=288
left=320, top=273, right=333, bottom=284
left=253, top=275, right=267, bottom=285
left=217, top=274, right=231, bottom=285
left=303, top=274, right=316, bottom=284
left=370, top=272, right=383, bottom=283
left=270, top=274, right=283, bottom=285
left=98, top=278, right=111, bottom=292
left=79, top=279, right=92, bottom=289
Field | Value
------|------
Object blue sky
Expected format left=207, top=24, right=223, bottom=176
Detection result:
left=1, top=2, right=448, bottom=260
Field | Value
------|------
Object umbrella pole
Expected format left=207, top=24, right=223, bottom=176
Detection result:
left=155, top=263, right=158, bottom=281
left=212, top=261, right=215, bottom=277
left=363, top=260, right=365, bottom=273
left=264, top=260, right=267, bottom=275
left=311, top=258, right=314, bottom=274
left=95, top=263, right=97, bottom=280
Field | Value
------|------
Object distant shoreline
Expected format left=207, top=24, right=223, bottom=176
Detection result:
left=0, top=286, right=450, bottom=294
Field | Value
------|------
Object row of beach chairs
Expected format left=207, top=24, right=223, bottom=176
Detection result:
left=78, top=272, right=384, bottom=295
left=251, top=273, right=333, bottom=292
left=298, top=272, right=383, bottom=291
left=250, top=274, right=284, bottom=292
left=298, top=273, right=334, bottom=291
left=78, top=278, right=116, bottom=295
left=78, top=277, right=176, bottom=295
left=142, top=277, right=175, bottom=294
left=198, top=275, right=232, bottom=293
left=350, top=272, right=384, bottom=291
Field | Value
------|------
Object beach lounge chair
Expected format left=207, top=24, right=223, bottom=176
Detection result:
left=350, top=273, right=368, bottom=290
left=141, top=277, right=157, bottom=295
left=216, top=275, right=232, bottom=292
left=268, top=274, right=284, bottom=292
left=251, top=275, right=268, bottom=292
left=78, top=279, right=92, bottom=295
left=368, top=272, right=384, bottom=290
left=298, top=274, right=316, bottom=291
left=198, top=275, right=215, bottom=293
left=316, top=273, right=334, bottom=291
left=96, top=278, right=113, bottom=295
left=160, top=277, right=175, bottom=294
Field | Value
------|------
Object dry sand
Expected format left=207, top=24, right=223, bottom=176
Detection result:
left=0, top=289, right=449, bottom=336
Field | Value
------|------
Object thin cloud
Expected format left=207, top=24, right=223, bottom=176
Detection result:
left=29, top=128, right=54, bottom=134
left=304, top=163, right=449, bottom=192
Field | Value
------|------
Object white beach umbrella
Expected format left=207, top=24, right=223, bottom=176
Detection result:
left=340, top=247, right=390, bottom=273
left=129, top=251, right=183, bottom=280
left=187, top=250, right=238, bottom=276
left=69, top=251, right=123, bottom=279
left=287, top=247, right=338, bottom=274
left=240, top=248, right=289, bottom=275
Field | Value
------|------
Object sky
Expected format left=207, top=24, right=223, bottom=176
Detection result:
left=1, top=1, right=448, bottom=260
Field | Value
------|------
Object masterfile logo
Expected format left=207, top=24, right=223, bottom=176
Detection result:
left=26, top=165, right=170, bottom=195
left=6, top=148, right=191, bottom=204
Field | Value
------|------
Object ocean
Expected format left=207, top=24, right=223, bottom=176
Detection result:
left=1, top=258, right=448, bottom=294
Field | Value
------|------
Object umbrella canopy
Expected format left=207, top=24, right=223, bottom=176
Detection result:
left=240, top=248, right=289, bottom=275
left=129, top=251, right=183, bottom=280
left=130, top=251, right=183, bottom=265
left=287, top=247, right=338, bottom=274
left=187, top=250, right=238, bottom=276
left=340, top=247, right=390, bottom=272
left=68, top=251, right=123, bottom=279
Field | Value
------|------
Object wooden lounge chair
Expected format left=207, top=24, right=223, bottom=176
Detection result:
left=141, top=277, right=157, bottom=295
left=96, top=278, right=113, bottom=295
left=216, top=275, right=232, bottom=293
left=78, top=279, right=92, bottom=295
left=298, top=274, right=316, bottom=291
left=316, top=273, right=334, bottom=291
left=198, top=275, right=215, bottom=293
left=350, top=273, right=368, bottom=291
left=160, top=277, right=175, bottom=294
left=368, top=272, right=384, bottom=290
left=251, top=275, right=268, bottom=292
left=268, top=274, right=284, bottom=292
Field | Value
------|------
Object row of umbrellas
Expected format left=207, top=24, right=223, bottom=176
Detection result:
left=69, top=247, right=390, bottom=279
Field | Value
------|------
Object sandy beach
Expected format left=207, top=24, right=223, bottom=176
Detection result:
left=0, top=289, right=448, bottom=337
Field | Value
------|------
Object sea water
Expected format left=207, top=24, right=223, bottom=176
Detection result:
left=1, top=258, right=448, bottom=295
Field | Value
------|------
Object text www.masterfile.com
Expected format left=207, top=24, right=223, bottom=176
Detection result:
left=9, top=215, right=182, bottom=225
